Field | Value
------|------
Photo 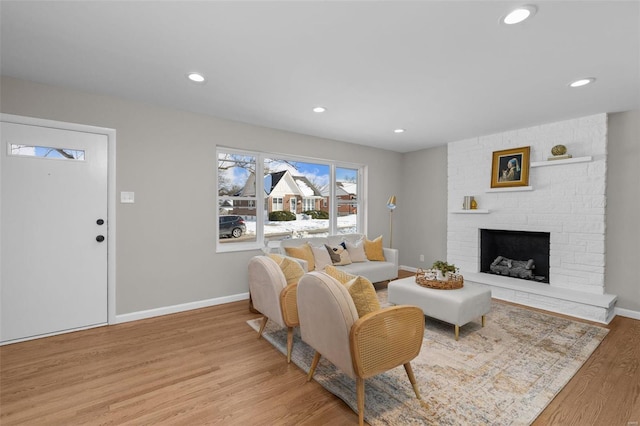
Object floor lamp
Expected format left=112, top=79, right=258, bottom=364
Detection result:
left=387, top=195, right=397, bottom=248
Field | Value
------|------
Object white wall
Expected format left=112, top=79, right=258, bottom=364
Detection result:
left=0, top=76, right=403, bottom=316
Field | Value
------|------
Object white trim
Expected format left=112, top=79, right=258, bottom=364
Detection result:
left=0, top=322, right=107, bottom=346
left=0, top=113, right=117, bottom=326
left=615, top=307, right=640, bottom=321
left=115, top=292, right=250, bottom=324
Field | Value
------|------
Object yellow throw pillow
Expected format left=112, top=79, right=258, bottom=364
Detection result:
left=268, top=253, right=284, bottom=263
left=364, top=236, right=385, bottom=261
left=284, top=244, right=315, bottom=271
left=325, top=265, right=356, bottom=284
left=278, top=256, right=305, bottom=286
left=344, top=276, right=381, bottom=317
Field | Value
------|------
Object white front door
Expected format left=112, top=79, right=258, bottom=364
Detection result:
left=1, top=121, right=108, bottom=343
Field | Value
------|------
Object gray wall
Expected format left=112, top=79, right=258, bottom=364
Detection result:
left=2, top=76, right=637, bottom=315
left=0, top=76, right=403, bottom=315
left=397, top=145, right=448, bottom=269
left=606, top=110, right=640, bottom=311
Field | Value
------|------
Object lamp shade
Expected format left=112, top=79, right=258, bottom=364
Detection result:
left=387, top=195, right=397, bottom=210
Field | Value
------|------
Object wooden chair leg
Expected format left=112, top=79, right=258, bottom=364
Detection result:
left=356, top=377, right=365, bottom=426
left=257, top=315, right=268, bottom=339
left=307, top=351, right=321, bottom=382
left=404, top=362, right=421, bottom=399
left=286, top=327, right=294, bottom=364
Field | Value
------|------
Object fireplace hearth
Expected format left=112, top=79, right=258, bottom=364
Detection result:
left=480, top=229, right=550, bottom=283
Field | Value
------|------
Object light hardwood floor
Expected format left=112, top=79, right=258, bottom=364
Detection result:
left=1, top=272, right=639, bottom=425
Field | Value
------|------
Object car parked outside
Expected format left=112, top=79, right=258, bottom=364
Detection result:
left=219, top=215, right=246, bottom=238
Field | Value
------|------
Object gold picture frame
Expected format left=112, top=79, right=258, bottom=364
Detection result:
left=490, top=146, right=530, bottom=188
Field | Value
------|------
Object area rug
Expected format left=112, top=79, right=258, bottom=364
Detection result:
left=248, top=291, right=608, bottom=425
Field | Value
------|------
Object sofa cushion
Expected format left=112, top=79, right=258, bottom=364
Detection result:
left=310, top=243, right=333, bottom=271
left=267, top=254, right=304, bottom=285
left=285, top=244, right=315, bottom=271
left=324, top=266, right=380, bottom=318
left=338, top=260, right=397, bottom=284
left=364, top=236, right=385, bottom=261
left=326, top=244, right=352, bottom=266
left=344, top=275, right=381, bottom=318
left=324, top=265, right=356, bottom=284
left=344, top=239, right=367, bottom=262
left=279, top=257, right=305, bottom=285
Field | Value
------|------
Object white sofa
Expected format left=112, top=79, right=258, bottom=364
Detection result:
left=278, top=233, right=398, bottom=283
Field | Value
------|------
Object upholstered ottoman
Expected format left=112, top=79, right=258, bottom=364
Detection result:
left=388, top=277, right=491, bottom=340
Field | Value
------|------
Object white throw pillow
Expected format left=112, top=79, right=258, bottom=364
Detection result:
left=345, top=239, right=368, bottom=263
left=310, top=244, right=333, bottom=271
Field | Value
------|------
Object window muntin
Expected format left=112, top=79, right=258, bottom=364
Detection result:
left=217, top=148, right=364, bottom=251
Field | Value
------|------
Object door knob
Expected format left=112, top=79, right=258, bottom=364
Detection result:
left=96, top=235, right=105, bottom=242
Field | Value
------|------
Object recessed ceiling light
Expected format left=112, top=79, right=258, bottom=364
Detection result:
left=312, top=106, right=327, bottom=113
left=502, top=5, right=537, bottom=25
left=569, top=78, right=596, bottom=88
left=394, top=128, right=406, bottom=134
left=187, top=72, right=206, bottom=83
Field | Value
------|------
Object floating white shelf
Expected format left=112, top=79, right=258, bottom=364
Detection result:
left=451, top=209, right=490, bottom=214
left=485, top=186, right=533, bottom=193
left=531, top=156, right=592, bottom=168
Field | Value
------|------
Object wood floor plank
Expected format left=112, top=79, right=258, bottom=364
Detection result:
left=1, top=273, right=639, bottom=425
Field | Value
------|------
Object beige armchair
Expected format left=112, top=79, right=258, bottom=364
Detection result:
left=297, top=272, right=424, bottom=426
left=248, top=256, right=299, bottom=363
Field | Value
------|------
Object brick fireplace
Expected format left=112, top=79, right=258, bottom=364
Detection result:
left=447, top=114, right=617, bottom=323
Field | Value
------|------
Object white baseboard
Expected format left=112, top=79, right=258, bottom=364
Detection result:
left=115, top=292, right=250, bottom=324
left=399, top=265, right=418, bottom=273
left=614, top=306, right=640, bottom=321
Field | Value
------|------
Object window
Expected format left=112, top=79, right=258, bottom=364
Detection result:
left=9, top=144, right=85, bottom=161
left=302, top=197, right=315, bottom=211
left=217, top=150, right=258, bottom=246
left=217, top=147, right=364, bottom=251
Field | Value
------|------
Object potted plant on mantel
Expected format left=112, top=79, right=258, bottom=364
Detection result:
left=431, top=260, right=458, bottom=281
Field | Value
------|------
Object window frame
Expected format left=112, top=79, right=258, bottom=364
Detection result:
left=216, top=147, right=366, bottom=253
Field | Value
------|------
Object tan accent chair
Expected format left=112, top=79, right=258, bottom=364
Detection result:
left=248, top=256, right=299, bottom=363
left=297, top=272, right=424, bottom=426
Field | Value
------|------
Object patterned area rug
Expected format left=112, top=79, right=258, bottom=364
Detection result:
left=248, top=290, right=608, bottom=425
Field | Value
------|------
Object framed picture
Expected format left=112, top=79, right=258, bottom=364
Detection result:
left=490, top=146, right=530, bottom=188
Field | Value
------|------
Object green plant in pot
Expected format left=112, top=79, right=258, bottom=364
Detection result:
left=431, top=260, right=458, bottom=280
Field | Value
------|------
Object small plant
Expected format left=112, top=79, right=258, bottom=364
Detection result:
left=431, top=260, right=458, bottom=275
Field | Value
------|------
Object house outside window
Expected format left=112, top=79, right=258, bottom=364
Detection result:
left=217, top=148, right=364, bottom=252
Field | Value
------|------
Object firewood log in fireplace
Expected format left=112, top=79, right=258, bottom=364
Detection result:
left=490, top=256, right=535, bottom=279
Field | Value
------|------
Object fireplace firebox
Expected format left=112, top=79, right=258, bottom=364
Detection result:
left=480, top=229, right=550, bottom=283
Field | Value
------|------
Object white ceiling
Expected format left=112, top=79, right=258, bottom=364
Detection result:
left=1, top=1, right=638, bottom=153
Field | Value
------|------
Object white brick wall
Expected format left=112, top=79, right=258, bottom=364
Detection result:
left=447, top=114, right=608, bottom=306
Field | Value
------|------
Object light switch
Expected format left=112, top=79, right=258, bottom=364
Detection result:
left=120, top=191, right=135, bottom=203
